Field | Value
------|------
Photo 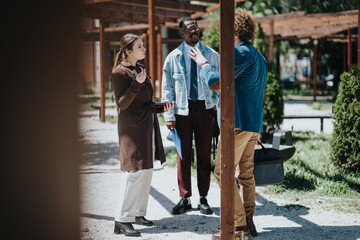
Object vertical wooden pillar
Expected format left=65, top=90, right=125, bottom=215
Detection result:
left=348, top=28, right=352, bottom=71
left=220, top=0, right=235, bottom=239
left=269, top=19, right=274, bottom=61
left=148, top=0, right=156, bottom=96
left=318, top=46, right=322, bottom=94
left=343, top=43, right=347, bottom=72
left=157, top=26, right=163, bottom=98
left=358, top=0, right=360, bottom=68
left=313, top=40, right=318, bottom=102
left=142, top=33, right=149, bottom=75
left=99, top=19, right=106, bottom=122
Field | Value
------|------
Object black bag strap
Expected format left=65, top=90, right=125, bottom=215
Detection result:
left=256, top=141, right=269, bottom=154
left=257, top=140, right=266, bottom=149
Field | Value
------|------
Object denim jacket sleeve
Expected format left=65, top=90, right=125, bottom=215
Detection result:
left=203, top=49, right=220, bottom=108
left=161, top=56, right=176, bottom=122
left=200, top=64, right=220, bottom=89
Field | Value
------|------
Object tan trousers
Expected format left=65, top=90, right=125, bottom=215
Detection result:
left=214, top=130, right=258, bottom=227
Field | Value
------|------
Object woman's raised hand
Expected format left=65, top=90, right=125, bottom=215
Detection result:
left=136, top=67, right=146, bottom=83
left=188, top=47, right=209, bottom=66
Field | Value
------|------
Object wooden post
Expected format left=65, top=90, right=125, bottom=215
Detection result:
left=348, top=28, right=352, bottom=71
left=99, top=19, right=106, bottom=122
left=157, top=26, right=163, bottom=98
left=320, top=118, right=324, bottom=133
left=148, top=0, right=156, bottom=96
left=358, top=0, right=360, bottom=68
left=318, top=46, right=322, bottom=94
left=343, top=43, right=346, bottom=72
left=142, top=33, right=149, bottom=75
left=313, top=40, right=318, bottom=102
left=269, top=19, right=274, bottom=61
left=220, top=0, right=235, bottom=239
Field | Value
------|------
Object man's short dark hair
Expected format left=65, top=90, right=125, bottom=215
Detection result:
left=179, top=17, right=196, bottom=29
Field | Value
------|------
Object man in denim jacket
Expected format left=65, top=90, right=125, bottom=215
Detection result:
left=162, top=17, right=219, bottom=215
left=188, top=8, right=268, bottom=239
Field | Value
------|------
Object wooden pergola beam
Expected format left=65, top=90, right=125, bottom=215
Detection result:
left=148, top=0, right=156, bottom=96
left=269, top=19, right=274, bottom=61
left=157, top=27, right=162, bottom=98
left=81, top=7, right=175, bottom=23
left=348, top=28, right=352, bottom=70
left=100, top=19, right=106, bottom=122
left=83, top=2, right=189, bottom=19
left=81, top=0, right=207, bottom=13
left=313, top=40, right=318, bottom=102
left=191, top=0, right=246, bottom=19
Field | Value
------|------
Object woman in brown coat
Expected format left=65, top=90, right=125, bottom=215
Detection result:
left=111, top=33, right=173, bottom=237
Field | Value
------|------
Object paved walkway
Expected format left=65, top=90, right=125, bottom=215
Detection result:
left=78, top=101, right=359, bottom=240
left=281, top=99, right=334, bottom=134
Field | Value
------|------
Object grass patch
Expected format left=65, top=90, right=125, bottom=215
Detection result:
left=79, top=91, right=115, bottom=112
left=165, top=147, right=218, bottom=182
left=157, top=113, right=165, bottom=126
left=282, top=88, right=337, bottom=98
left=165, top=148, right=178, bottom=168
left=307, top=102, right=333, bottom=111
left=283, top=88, right=314, bottom=96
left=105, top=115, right=118, bottom=124
left=165, top=131, right=360, bottom=213
left=263, top=131, right=360, bottom=213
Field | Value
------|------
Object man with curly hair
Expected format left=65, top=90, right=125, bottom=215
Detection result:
left=188, top=8, right=267, bottom=239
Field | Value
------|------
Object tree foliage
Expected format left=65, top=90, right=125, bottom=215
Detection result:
left=262, top=61, right=284, bottom=142
left=253, top=23, right=268, bottom=60
left=201, top=20, right=219, bottom=53
left=254, top=23, right=284, bottom=142
left=236, top=0, right=358, bottom=16
left=331, top=65, right=360, bottom=172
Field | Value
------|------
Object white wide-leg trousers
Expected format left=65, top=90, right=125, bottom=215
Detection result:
left=115, top=118, right=155, bottom=223
left=115, top=168, right=153, bottom=222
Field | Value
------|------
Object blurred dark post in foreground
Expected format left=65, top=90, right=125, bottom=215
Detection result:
left=2, top=1, right=80, bottom=239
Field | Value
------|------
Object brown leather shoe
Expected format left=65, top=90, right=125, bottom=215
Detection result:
left=246, top=213, right=258, bottom=237
left=212, top=226, right=251, bottom=240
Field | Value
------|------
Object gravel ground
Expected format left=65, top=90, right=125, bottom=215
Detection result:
left=78, top=101, right=360, bottom=240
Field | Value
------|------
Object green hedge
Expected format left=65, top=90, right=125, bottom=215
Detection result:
left=201, top=20, right=219, bottom=53
left=262, top=61, right=284, bottom=142
left=331, top=65, right=360, bottom=172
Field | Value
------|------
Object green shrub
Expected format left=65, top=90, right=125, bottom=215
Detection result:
left=262, top=61, right=284, bottom=142
left=254, top=23, right=268, bottom=60
left=254, top=24, right=283, bottom=142
left=331, top=65, right=360, bottom=172
left=201, top=20, right=219, bottom=53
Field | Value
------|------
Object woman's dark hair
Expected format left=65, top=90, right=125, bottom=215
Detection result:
left=112, top=33, right=141, bottom=72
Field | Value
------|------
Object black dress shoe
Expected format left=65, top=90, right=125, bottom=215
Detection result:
left=171, top=197, right=192, bottom=214
left=114, top=221, right=140, bottom=237
left=135, top=216, right=153, bottom=226
left=197, top=197, right=213, bottom=215
left=246, top=212, right=258, bottom=237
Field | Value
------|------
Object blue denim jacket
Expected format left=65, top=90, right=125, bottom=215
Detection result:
left=200, top=42, right=268, bottom=133
left=162, top=41, right=220, bottom=121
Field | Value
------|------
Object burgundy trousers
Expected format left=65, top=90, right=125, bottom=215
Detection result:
left=175, top=100, right=214, bottom=198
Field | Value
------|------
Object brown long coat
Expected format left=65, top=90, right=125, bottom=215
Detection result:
left=111, top=63, right=166, bottom=171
